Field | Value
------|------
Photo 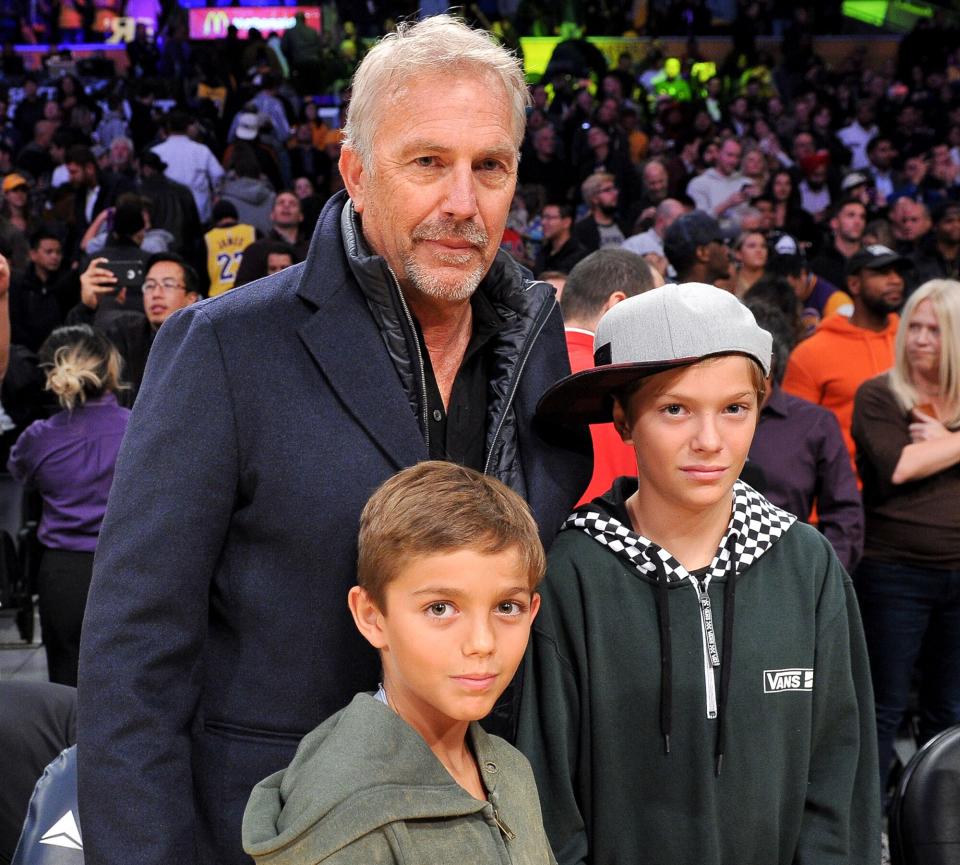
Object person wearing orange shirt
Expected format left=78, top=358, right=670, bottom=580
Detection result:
left=560, top=248, right=660, bottom=504
left=783, top=245, right=909, bottom=469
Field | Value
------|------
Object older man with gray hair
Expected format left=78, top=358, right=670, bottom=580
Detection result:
left=77, top=16, right=590, bottom=865
left=622, top=197, right=687, bottom=277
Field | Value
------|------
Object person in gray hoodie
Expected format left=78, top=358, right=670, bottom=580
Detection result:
left=243, top=463, right=556, bottom=864
left=219, top=143, right=276, bottom=236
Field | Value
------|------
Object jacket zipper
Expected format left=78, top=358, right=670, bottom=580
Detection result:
left=491, top=807, right=516, bottom=841
left=689, top=576, right=718, bottom=719
left=386, top=265, right=429, bottom=453
left=482, top=292, right=556, bottom=476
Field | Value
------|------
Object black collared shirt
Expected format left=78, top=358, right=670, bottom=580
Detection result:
left=415, top=291, right=503, bottom=471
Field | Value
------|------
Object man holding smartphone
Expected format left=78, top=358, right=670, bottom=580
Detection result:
left=686, top=138, right=753, bottom=223
left=73, top=252, right=200, bottom=396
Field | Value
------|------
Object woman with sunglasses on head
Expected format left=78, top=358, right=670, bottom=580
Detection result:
left=7, top=325, right=130, bottom=686
left=852, top=279, right=960, bottom=797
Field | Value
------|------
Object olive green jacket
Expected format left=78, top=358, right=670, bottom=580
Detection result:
left=243, top=693, right=556, bottom=864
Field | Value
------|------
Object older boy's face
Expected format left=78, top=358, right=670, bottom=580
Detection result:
left=366, top=546, right=538, bottom=736
left=612, top=356, right=759, bottom=515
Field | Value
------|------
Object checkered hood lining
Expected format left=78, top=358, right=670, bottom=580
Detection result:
left=563, top=480, right=797, bottom=583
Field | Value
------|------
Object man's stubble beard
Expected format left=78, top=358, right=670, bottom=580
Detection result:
left=403, top=218, right=490, bottom=303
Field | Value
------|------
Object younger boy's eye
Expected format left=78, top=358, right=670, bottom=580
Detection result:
left=426, top=602, right=455, bottom=618
left=496, top=601, right=524, bottom=616
left=662, top=404, right=683, bottom=416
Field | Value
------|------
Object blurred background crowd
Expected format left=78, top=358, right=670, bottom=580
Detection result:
left=1, top=0, right=960, bottom=857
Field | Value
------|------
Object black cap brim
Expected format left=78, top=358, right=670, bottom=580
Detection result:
left=536, top=357, right=700, bottom=427
left=846, top=253, right=910, bottom=276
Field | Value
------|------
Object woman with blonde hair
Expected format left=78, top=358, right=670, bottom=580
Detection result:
left=852, top=278, right=960, bottom=795
left=730, top=229, right=768, bottom=297
left=7, top=325, right=130, bottom=686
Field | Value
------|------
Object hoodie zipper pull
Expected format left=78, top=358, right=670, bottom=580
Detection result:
left=492, top=807, right=516, bottom=841
left=692, top=577, right=719, bottom=719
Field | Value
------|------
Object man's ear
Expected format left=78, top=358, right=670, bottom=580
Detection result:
left=339, top=146, right=366, bottom=213
left=695, top=243, right=710, bottom=263
left=602, top=290, right=627, bottom=313
left=846, top=274, right=860, bottom=298
left=348, top=586, right=387, bottom=649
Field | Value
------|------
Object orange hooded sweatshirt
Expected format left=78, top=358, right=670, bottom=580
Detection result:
left=783, top=312, right=899, bottom=468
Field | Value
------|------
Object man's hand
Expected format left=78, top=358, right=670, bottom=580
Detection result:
left=80, top=257, right=119, bottom=309
left=717, top=188, right=748, bottom=216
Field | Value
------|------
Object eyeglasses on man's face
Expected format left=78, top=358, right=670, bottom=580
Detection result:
left=143, top=280, right=186, bottom=294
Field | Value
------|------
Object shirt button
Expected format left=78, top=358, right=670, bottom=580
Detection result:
left=484, top=761, right=498, bottom=773
left=433, top=409, right=442, bottom=422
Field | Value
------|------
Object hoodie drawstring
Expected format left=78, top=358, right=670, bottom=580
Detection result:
left=647, top=544, right=673, bottom=755
left=714, top=533, right=739, bottom=777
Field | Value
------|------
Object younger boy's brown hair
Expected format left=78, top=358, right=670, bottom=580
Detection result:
left=357, top=461, right=545, bottom=610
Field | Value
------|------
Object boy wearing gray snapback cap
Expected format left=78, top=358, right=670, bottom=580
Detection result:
left=517, top=282, right=879, bottom=865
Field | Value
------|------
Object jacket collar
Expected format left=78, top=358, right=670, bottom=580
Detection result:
left=761, top=383, right=790, bottom=419
left=297, top=192, right=556, bottom=487
left=293, top=191, right=427, bottom=470
left=244, top=694, right=515, bottom=861
left=564, top=479, right=797, bottom=583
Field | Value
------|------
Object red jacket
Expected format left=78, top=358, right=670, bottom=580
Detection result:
left=566, top=328, right=638, bottom=505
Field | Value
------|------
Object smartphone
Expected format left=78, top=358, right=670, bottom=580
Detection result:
left=102, top=260, right=145, bottom=289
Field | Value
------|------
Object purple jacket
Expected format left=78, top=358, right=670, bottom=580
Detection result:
left=7, top=393, right=130, bottom=552
left=748, top=385, right=864, bottom=572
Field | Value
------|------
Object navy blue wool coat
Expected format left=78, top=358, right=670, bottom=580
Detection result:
left=76, top=192, right=590, bottom=865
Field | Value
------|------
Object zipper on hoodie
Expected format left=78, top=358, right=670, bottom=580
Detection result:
left=689, top=575, right=719, bottom=719
left=482, top=291, right=556, bottom=476
left=386, top=264, right=430, bottom=454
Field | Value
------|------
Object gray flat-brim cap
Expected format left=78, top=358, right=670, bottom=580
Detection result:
left=537, top=282, right=773, bottom=426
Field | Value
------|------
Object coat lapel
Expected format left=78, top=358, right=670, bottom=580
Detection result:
left=297, top=271, right=428, bottom=473
left=295, top=191, right=427, bottom=470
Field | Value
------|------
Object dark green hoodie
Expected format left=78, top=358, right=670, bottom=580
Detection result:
left=517, top=478, right=879, bottom=865
left=243, top=693, right=556, bottom=864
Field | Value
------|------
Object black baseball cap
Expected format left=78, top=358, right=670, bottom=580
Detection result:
left=845, top=244, right=909, bottom=277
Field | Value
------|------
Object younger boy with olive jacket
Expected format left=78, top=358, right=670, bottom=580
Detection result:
left=242, top=463, right=556, bottom=864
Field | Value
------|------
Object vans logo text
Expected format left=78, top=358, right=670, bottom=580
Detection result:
left=763, top=668, right=813, bottom=693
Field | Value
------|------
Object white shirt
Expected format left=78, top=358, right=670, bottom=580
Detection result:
left=836, top=122, right=878, bottom=171
left=85, top=185, right=100, bottom=224
left=799, top=180, right=831, bottom=217
left=869, top=166, right=895, bottom=202
left=686, top=168, right=746, bottom=219
left=51, top=164, right=70, bottom=188
left=151, top=134, right=225, bottom=223
left=621, top=227, right=663, bottom=257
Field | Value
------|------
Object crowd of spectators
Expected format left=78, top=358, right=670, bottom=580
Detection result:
left=1, top=3, right=960, bottom=853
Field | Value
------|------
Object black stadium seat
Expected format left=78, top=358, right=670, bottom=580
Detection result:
left=890, top=724, right=960, bottom=865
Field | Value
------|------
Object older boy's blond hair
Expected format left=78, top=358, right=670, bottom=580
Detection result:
left=357, top=461, right=545, bottom=610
